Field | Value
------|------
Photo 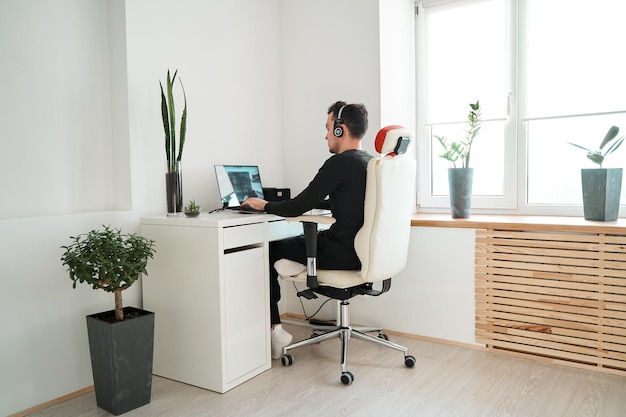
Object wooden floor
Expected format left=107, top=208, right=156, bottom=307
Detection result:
left=26, top=323, right=626, bottom=417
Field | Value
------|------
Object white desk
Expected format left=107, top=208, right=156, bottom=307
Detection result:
left=140, top=212, right=303, bottom=393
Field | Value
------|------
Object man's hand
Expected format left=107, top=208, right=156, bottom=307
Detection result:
left=241, top=197, right=268, bottom=211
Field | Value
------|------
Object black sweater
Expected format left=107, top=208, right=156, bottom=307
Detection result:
left=265, top=149, right=373, bottom=267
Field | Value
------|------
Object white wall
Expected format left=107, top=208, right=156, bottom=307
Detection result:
left=0, top=1, right=141, bottom=415
left=278, top=0, right=417, bottom=210
left=280, top=0, right=390, bottom=196
left=285, top=227, right=477, bottom=345
left=124, top=0, right=284, bottom=215
left=350, top=227, right=476, bottom=344
left=0, top=0, right=284, bottom=415
left=0, top=0, right=120, bottom=218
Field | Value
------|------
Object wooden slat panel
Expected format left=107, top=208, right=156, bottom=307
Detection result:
left=475, top=227, right=626, bottom=376
left=481, top=252, right=626, bottom=272
left=477, top=280, right=621, bottom=303
left=476, top=268, right=626, bottom=290
left=475, top=293, right=626, bottom=319
left=477, top=272, right=604, bottom=292
left=477, top=239, right=626, bottom=259
left=476, top=337, right=626, bottom=370
left=477, top=294, right=626, bottom=321
left=475, top=322, right=626, bottom=349
left=486, top=331, right=626, bottom=360
left=475, top=308, right=626, bottom=339
left=479, top=259, right=626, bottom=278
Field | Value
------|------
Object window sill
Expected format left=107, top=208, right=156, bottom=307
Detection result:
left=411, top=213, right=626, bottom=234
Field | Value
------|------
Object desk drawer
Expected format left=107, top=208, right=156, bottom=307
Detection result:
left=223, top=222, right=264, bottom=250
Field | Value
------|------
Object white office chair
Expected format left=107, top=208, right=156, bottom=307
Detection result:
left=276, top=125, right=417, bottom=385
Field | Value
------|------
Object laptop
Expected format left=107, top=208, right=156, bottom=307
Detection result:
left=214, top=165, right=266, bottom=212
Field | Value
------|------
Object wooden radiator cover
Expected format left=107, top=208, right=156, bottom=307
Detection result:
left=475, top=228, right=626, bottom=376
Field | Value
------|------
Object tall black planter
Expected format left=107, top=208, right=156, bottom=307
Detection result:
left=165, top=161, right=183, bottom=214
left=448, top=168, right=474, bottom=218
left=581, top=168, right=622, bottom=221
left=86, top=307, right=155, bottom=415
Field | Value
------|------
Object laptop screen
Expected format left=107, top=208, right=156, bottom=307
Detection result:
left=214, top=165, right=265, bottom=208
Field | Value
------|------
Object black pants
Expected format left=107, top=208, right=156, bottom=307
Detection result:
left=269, top=234, right=361, bottom=325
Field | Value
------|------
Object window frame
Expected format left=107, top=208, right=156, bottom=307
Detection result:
left=415, top=0, right=626, bottom=217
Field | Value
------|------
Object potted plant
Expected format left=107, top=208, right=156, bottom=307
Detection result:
left=61, top=225, right=156, bottom=415
left=568, top=125, right=624, bottom=221
left=184, top=199, right=201, bottom=217
left=436, top=100, right=481, bottom=218
left=160, top=69, right=188, bottom=214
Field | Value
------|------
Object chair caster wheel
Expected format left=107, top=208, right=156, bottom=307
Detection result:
left=281, top=354, right=293, bottom=366
left=405, top=355, right=416, bottom=368
left=378, top=333, right=389, bottom=340
left=340, top=371, right=354, bottom=385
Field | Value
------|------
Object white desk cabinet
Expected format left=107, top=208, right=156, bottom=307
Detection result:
left=140, top=212, right=272, bottom=393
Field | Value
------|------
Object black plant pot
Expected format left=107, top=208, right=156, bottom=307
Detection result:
left=581, top=168, right=623, bottom=221
left=448, top=168, right=474, bottom=218
left=86, top=307, right=155, bottom=415
left=165, top=169, right=183, bottom=214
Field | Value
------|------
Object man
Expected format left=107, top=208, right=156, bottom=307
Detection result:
left=242, top=101, right=372, bottom=359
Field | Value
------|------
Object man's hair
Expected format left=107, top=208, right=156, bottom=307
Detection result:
left=328, top=101, right=369, bottom=139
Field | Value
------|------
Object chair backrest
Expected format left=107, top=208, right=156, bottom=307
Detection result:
left=354, top=126, right=416, bottom=282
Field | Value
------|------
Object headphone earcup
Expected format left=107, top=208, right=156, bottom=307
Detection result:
left=333, top=104, right=347, bottom=137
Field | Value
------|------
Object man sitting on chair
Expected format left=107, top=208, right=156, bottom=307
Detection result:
left=242, top=100, right=372, bottom=359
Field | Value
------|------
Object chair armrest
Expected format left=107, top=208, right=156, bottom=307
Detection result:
left=284, top=214, right=336, bottom=225
left=283, top=215, right=335, bottom=289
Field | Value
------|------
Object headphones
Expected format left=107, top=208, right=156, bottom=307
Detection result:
left=333, top=105, right=347, bottom=137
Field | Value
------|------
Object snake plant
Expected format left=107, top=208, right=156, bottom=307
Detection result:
left=160, top=69, right=187, bottom=173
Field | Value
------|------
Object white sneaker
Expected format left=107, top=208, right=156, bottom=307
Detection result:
left=271, top=324, right=293, bottom=360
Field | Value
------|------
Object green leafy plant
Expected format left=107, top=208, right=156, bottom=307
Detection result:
left=436, top=100, right=481, bottom=168
left=160, top=69, right=188, bottom=173
left=568, top=125, right=624, bottom=168
left=184, top=199, right=201, bottom=213
left=61, top=226, right=156, bottom=321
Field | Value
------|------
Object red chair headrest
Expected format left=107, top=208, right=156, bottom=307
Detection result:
left=375, top=125, right=413, bottom=156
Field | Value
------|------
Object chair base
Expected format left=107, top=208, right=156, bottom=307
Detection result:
left=281, top=300, right=415, bottom=384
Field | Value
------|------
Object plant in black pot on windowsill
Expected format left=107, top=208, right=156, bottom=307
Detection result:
left=436, top=100, right=481, bottom=218
left=568, top=125, right=625, bottom=221
left=61, top=225, right=156, bottom=415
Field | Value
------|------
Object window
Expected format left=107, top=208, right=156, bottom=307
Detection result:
left=416, top=0, right=626, bottom=215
